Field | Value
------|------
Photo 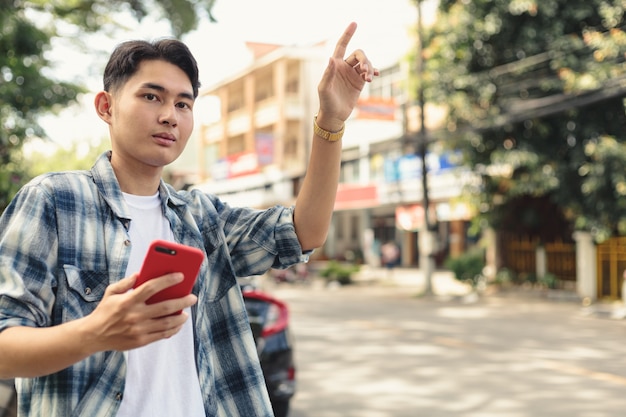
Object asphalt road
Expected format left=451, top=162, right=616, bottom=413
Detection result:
left=269, top=281, right=626, bottom=417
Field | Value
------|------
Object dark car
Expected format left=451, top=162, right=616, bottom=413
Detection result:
left=240, top=281, right=296, bottom=417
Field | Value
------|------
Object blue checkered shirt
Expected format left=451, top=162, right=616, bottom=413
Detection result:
left=0, top=152, right=305, bottom=417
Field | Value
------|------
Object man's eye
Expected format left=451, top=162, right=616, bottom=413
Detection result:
left=145, top=93, right=157, bottom=100
left=177, top=102, right=191, bottom=109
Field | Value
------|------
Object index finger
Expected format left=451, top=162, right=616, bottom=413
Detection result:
left=133, top=272, right=184, bottom=300
left=332, top=22, right=358, bottom=59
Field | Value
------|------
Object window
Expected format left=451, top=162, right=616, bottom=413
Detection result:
left=340, top=160, right=360, bottom=183
left=370, top=153, right=385, bottom=182
left=227, top=134, right=245, bottom=155
left=255, top=70, right=274, bottom=102
left=368, top=63, right=404, bottom=100
left=284, top=135, right=298, bottom=160
left=227, top=85, right=244, bottom=112
left=351, top=215, right=359, bottom=240
left=286, top=78, right=299, bottom=93
left=204, top=143, right=219, bottom=165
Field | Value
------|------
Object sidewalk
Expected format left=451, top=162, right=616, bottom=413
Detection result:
left=350, top=266, right=474, bottom=297
left=349, top=265, right=626, bottom=319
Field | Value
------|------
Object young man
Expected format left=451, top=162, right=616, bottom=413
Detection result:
left=0, top=22, right=377, bottom=417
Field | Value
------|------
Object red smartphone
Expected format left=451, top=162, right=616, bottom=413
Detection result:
left=134, top=240, right=204, bottom=312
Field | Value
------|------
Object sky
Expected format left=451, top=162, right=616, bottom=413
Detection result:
left=35, top=0, right=436, bottom=153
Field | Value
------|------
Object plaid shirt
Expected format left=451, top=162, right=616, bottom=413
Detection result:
left=0, top=152, right=305, bottom=417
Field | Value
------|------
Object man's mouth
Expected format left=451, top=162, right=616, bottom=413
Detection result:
left=153, top=133, right=176, bottom=143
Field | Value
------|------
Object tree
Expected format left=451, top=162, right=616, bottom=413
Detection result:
left=0, top=0, right=217, bottom=212
left=420, top=0, right=626, bottom=241
left=26, top=138, right=111, bottom=178
left=0, top=4, right=79, bottom=210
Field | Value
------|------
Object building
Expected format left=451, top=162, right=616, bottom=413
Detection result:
left=331, top=63, right=475, bottom=267
left=191, top=41, right=326, bottom=209
left=190, top=41, right=475, bottom=267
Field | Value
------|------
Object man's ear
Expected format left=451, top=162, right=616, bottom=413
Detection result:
left=94, top=91, right=113, bottom=124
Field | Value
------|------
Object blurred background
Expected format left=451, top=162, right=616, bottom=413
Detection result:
left=2, top=0, right=625, bottom=300
left=2, top=1, right=626, bottom=416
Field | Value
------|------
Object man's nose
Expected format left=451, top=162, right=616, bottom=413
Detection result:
left=159, top=105, right=178, bottom=127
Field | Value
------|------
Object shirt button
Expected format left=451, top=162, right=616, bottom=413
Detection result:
left=124, top=239, right=131, bottom=246
left=115, top=392, right=123, bottom=401
left=84, top=287, right=92, bottom=296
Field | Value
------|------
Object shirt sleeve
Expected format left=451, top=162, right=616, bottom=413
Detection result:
left=209, top=195, right=307, bottom=278
left=0, top=181, right=58, bottom=333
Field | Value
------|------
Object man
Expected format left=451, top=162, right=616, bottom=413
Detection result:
left=0, top=22, right=377, bottom=416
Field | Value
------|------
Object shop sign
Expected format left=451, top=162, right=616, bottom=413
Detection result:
left=395, top=204, right=425, bottom=231
left=215, top=152, right=260, bottom=179
left=384, top=151, right=461, bottom=182
left=334, top=184, right=379, bottom=210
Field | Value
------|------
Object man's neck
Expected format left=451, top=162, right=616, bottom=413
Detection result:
left=110, top=154, right=162, bottom=196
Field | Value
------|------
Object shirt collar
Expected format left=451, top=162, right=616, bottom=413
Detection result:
left=90, top=151, right=188, bottom=219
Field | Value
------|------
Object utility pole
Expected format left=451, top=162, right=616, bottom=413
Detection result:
left=416, top=0, right=435, bottom=295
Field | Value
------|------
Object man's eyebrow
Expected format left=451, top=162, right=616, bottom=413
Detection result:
left=140, top=82, right=194, bottom=101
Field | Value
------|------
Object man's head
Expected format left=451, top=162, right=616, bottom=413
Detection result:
left=94, top=39, right=201, bottom=192
left=103, top=39, right=200, bottom=97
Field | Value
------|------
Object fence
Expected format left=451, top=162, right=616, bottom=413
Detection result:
left=545, top=240, right=577, bottom=282
left=500, top=234, right=536, bottom=278
left=596, top=237, right=626, bottom=300
left=500, top=234, right=576, bottom=284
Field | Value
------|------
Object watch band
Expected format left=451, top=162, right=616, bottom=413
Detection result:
left=313, top=116, right=345, bottom=142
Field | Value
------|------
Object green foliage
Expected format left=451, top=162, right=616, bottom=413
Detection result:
left=576, top=136, right=626, bottom=240
left=0, top=5, right=82, bottom=211
left=444, top=249, right=485, bottom=287
left=318, top=261, right=360, bottom=285
left=538, top=272, right=559, bottom=289
left=419, top=0, right=626, bottom=240
left=493, top=268, right=559, bottom=288
left=21, top=0, right=217, bottom=37
left=27, top=139, right=110, bottom=178
left=0, top=148, right=27, bottom=212
left=0, top=0, right=218, bottom=212
left=494, top=268, right=515, bottom=286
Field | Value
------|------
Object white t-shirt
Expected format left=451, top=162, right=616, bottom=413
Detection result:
left=116, top=192, right=205, bottom=417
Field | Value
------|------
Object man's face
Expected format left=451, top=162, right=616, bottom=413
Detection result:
left=106, top=59, right=195, bottom=170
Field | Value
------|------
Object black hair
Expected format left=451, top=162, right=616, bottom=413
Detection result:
left=103, top=39, right=200, bottom=98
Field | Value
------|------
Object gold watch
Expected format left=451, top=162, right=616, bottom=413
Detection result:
left=313, top=116, right=345, bottom=142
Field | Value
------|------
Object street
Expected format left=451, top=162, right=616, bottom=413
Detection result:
left=269, top=279, right=626, bottom=417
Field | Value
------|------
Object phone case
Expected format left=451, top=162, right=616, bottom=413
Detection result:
left=134, top=240, right=205, bottom=309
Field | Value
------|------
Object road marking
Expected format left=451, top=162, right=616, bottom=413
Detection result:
left=541, top=360, right=626, bottom=386
left=431, top=336, right=476, bottom=349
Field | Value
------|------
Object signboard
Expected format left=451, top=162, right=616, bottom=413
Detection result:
left=255, top=132, right=274, bottom=166
left=334, top=184, right=379, bottom=210
left=384, top=151, right=461, bottom=182
left=356, top=97, right=397, bottom=120
left=228, top=152, right=259, bottom=178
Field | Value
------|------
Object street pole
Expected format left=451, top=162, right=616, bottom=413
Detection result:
left=416, top=0, right=435, bottom=295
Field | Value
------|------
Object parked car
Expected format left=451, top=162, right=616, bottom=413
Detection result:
left=240, top=280, right=296, bottom=417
